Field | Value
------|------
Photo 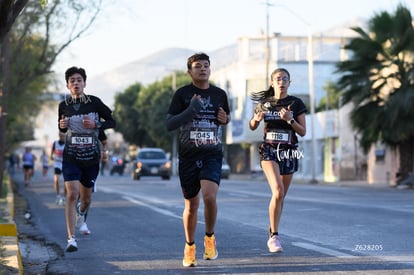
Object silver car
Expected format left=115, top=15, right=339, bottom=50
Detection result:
left=132, top=148, right=171, bottom=180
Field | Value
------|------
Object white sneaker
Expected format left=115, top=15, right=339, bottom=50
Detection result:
left=56, top=196, right=65, bottom=206
left=79, top=221, right=91, bottom=235
left=267, top=235, right=283, bottom=252
left=66, top=237, right=78, bottom=252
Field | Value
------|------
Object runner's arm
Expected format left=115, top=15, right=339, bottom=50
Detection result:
left=166, top=98, right=202, bottom=131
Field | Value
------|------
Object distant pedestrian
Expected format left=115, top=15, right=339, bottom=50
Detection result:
left=249, top=68, right=306, bottom=253
left=51, top=132, right=66, bottom=205
left=7, top=153, right=18, bottom=175
left=58, top=66, right=115, bottom=253
left=98, top=129, right=109, bottom=177
left=22, top=147, right=36, bottom=186
left=41, top=149, right=50, bottom=181
left=166, top=52, right=231, bottom=267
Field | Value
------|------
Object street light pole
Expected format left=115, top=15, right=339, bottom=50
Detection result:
left=307, top=27, right=318, bottom=183
left=265, top=0, right=272, bottom=85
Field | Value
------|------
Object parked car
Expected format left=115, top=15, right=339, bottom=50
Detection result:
left=221, top=159, right=230, bottom=179
left=132, top=148, right=171, bottom=180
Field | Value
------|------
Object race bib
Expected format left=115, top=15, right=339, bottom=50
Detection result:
left=71, top=136, right=93, bottom=145
left=265, top=129, right=293, bottom=144
left=189, top=127, right=220, bottom=147
left=65, top=133, right=100, bottom=166
left=190, top=130, right=215, bottom=141
left=54, top=149, right=63, bottom=162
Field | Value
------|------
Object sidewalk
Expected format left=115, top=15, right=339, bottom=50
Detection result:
left=0, top=177, right=23, bottom=275
left=1, top=172, right=61, bottom=275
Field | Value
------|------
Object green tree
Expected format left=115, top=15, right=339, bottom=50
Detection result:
left=6, top=32, right=53, bottom=144
left=113, top=83, right=151, bottom=147
left=316, top=81, right=341, bottom=112
left=137, top=72, right=190, bottom=151
left=114, top=71, right=190, bottom=152
left=336, top=4, right=414, bottom=182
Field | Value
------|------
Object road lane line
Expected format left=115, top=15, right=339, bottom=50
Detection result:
left=99, top=186, right=206, bottom=224
left=123, top=196, right=182, bottom=219
left=292, top=242, right=357, bottom=258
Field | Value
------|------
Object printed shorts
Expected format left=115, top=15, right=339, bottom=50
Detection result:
left=179, top=155, right=222, bottom=199
left=62, top=161, right=99, bottom=189
left=259, top=143, right=299, bottom=175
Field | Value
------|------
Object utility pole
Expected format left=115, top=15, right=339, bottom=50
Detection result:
left=265, top=0, right=273, bottom=85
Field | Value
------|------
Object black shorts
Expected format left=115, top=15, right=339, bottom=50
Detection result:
left=179, top=155, right=222, bottom=199
left=54, top=167, right=62, bottom=175
left=259, top=143, right=299, bottom=175
left=23, top=165, right=34, bottom=170
left=62, top=161, right=99, bottom=189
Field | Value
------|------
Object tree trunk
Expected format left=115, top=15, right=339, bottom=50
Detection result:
left=397, top=137, right=414, bottom=183
left=0, top=32, right=11, bottom=195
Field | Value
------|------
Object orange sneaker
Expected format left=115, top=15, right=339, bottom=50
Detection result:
left=182, top=243, right=197, bottom=267
left=203, top=234, right=218, bottom=260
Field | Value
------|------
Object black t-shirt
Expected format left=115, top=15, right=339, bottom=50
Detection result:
left=167, top=83, right=230, bottom=160
left=58, top=94, right=115, bottom=166
left=254, top=95, right=307, bottom=147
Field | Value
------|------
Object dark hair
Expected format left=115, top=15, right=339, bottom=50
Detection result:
left=65, top=67, right=87, bottom=83
left=187, top=52, right=210, bottom=70
left=248, top=68, right=291, bottom=102
left=270, top=68, right=290, bottom=81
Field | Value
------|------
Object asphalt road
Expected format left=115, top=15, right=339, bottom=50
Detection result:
left=11, top=169, right=414, bottom=274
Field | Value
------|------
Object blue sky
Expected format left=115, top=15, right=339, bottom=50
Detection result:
left=54, top=0, right=413, bottom=77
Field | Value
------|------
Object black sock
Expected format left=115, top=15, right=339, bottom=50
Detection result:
left=186, top=241, right=195, bottom=246
left=269, top=227, right=278, bottom=236
left=205, top=232, right=214, bottom=237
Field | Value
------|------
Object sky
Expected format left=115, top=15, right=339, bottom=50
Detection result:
left=54, top=0, right=414, bottom=78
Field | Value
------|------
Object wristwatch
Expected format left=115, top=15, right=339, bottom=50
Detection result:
left=288, top=119, right=295, bottom=125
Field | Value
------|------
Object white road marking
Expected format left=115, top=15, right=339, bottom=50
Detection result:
left=292, top=242, right=357, bottom=257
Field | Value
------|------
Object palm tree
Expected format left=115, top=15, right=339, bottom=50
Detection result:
left=336, top=4, right=414, bottom=183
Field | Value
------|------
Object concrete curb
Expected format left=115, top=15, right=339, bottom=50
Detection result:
left=0, top=177, right=23, bottom=275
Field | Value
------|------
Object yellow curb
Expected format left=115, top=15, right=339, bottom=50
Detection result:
left=0, top=223, right=17, bottom=236
left=0, top=178, right=23, bottom=275
left=1, top=236, right=22, bottom=275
